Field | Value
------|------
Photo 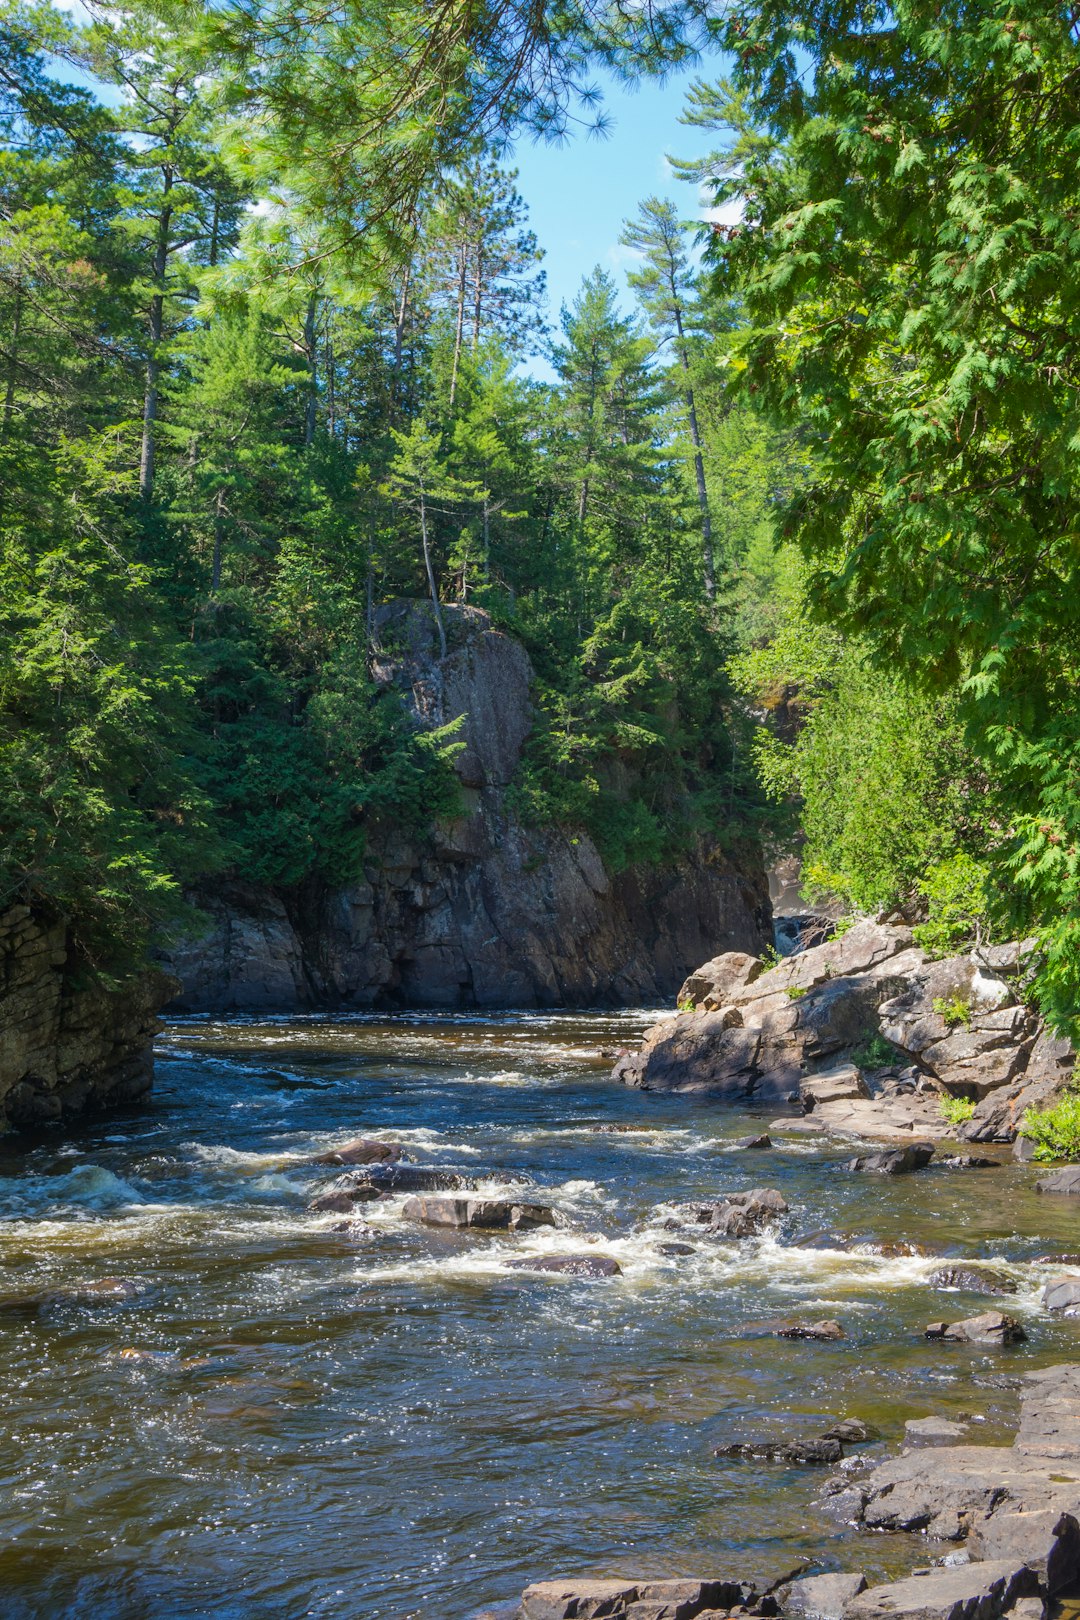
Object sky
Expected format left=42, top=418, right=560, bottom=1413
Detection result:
left=507, top=71, right=724, bottom=304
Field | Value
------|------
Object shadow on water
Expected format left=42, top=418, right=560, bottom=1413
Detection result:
left=0, top=1009, right=1077, bottom=1618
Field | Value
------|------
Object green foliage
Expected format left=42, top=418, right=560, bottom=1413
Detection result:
left=913, top=856, right=993, bottom=960
left=693, top=0, right=1080, bottom=1031
left=850, top=1032, right=897, bottom=1070
left=730, top=550, right=993, bottom=917
left=1021, top=1081, right=1080, bottom=1163
left=932, top=996, right=972, bottom=1031
left=0, top=9, right=767, bottom=978
left=939, top=1096, right=976, bottom=1127
left=784, top=984, right=806, bottom=1001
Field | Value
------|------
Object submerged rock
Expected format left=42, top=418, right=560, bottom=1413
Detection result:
left=927, top=1266, right=1018, bottom=1296
left=739, top=1319, right=845, bottom=1341
left=504, top=1254, right=620, bottom=1278
left=353, top=1164, right=477, bottom=1194
left=904, top=1416, right=971, bottom=1445
left=401, top=1196, right=556, bottom=1230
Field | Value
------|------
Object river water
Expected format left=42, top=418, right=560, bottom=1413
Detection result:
left=0, top=1009, right=1078, bottom=1619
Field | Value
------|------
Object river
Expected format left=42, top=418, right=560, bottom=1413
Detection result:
left=0, top=1010, right=1077, bottom=1619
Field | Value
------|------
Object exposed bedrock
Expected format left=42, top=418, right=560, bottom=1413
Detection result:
left=0, top=902, right=176, bottom=1135
left=510, top=1365, right=1080, bottom=1620
left=613, top=921, right=1074, bottom=1138
left=161, top=602, right=771, bottom=1011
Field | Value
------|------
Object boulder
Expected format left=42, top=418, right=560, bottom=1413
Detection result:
left=1043, top=1278, right=1080, bottom=1315
left=801, top=1068, right=869, bottom=1109
left=505, top=1255, right=621, bottom=1278
left=402, top=1196, right=555, bottom=1230
left=967, top=1511, right=1080, bottom=1593
left=735, top=1133, right=773, bottom=1150
left=844, top=1144, right=935, bottom=1174
left=693, top=1187, right=788, bottom=1237
left=315, top=1138, right=403, bottom=1166
left=843, top=1561, right=1039, bottom=1620
left=782, top=1574, right=867, bottom=1620
left=925, top=1313, right=1027, bottom=1346
left=679, top=951, right=764, bottom=1010
left=878, top=957, right=1034, bottom=1098
left=936, top=1155, right=1000, bottom=1169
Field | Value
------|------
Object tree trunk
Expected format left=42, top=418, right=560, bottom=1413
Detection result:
left=419, top=485, right=448, bottom=659
left=140, top=175, right=173, bottom=503
left=472, top=249, right=483, bottom=350
left=211, top=485, right=226, bottom=592
left=303, top=294, right=318, bottom=447
left=449, top=243, right=467, bottom=409
left=2, top=285, right=21, bottom=441
left=392, top=261, right=412, bottom=423
left=674, top=305, right=716, bottom=602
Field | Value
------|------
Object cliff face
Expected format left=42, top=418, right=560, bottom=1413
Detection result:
left=163, top=603, right=771, bottom=1011
left=0, top=904, right=175, bottom=1132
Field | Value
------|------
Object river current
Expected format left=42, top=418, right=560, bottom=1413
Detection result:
left=1, top=1010, right=1078, bottom=1619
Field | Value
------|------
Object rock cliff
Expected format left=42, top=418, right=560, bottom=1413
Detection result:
left=0, top=903, right=175, bottom=1133
left=162, top=602, right=771, bottom=1011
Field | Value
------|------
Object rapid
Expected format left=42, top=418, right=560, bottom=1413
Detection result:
left=0, top=1010, right=1077, bottom=1619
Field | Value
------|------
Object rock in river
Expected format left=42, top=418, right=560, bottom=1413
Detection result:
left=402, top=1196, right=556, bottom=1230
left=739, top=1318, right=845, bottom=1341
left=841, top=1146, right=939, bottom=1172
left=1043, top=1277, right=1080, bottom=1315
left=504, top=1254, right=621, bottom=1278
left=926, top=1266, right=1018, bottom=1296
left=315, top=1138, right=403, bottom=1166
left=844, top=1144, right=935, bottom=1175
left=691, top=1187, right=789, bottom=1237
left=354, top=1163, right=477, bottom=1194
left=925, top=1312, right=1027, bottom=1345
left=1037, top=1167, right=1080, bottom=1197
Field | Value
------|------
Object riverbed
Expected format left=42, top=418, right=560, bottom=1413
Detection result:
left=0, top=1010, right=1077, bottom=1619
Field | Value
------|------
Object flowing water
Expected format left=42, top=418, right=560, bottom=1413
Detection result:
left=1, top=1010, right=1079, bottom=1619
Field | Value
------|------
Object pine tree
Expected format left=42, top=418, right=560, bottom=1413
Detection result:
left=620, top=197, right=715, bottom=601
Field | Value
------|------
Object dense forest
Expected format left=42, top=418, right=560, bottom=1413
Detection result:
left=1, top=0, right=1077, bottom=1033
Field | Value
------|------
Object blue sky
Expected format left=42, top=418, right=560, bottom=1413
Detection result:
left=508, top=69, right=722, bottom=325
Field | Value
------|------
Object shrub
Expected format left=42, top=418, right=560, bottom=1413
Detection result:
left=932, top=994, right=971, bottom=1029
left=913, top=854, right=993, bottom=958
left=939, top=1095, right=976, bottom=1126
left=851, top=1033, right=898, bottom=1069
left=1020, top=1082, right=1080, bottom=1162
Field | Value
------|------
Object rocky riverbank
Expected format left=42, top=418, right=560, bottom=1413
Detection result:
left=159, top=603, right=771, bottom=1013
left=0, top=902, right=175, bottom=1134
left=612, top=920, right=1074, bottom=1144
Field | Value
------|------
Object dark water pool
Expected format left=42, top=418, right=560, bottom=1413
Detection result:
left=0, top=1010, right=1077, bottom=1619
